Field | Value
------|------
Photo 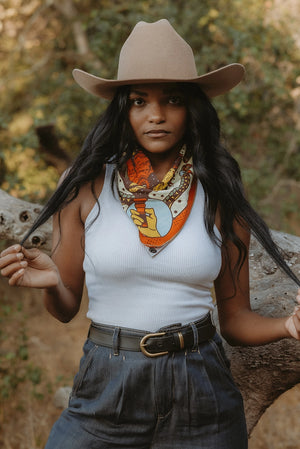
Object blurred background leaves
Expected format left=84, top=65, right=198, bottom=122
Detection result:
left=0, top=0, right=299, bottom=233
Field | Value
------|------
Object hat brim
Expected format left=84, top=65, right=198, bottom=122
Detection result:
left=72, top=63, right=245, bottom=100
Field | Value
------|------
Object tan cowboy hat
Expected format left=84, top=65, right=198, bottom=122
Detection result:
left=73, top=19, right=245, bottom=100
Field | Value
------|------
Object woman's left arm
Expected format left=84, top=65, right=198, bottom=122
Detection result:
left=214, top=220, right=300, bottom=346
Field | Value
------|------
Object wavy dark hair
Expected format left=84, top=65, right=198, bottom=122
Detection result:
left=21, top=83, right=300, bottom=286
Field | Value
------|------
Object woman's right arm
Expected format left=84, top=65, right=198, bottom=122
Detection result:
left=42, top=191, right=86, bottom=322
left=0, top=190, right=86, bottom=323
left=0, top=169, right=105, bottom=322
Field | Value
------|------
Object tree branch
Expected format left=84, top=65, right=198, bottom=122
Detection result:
left=0, top=190, right=52, bottom=252
left=53, top=0, right=102, bottom=68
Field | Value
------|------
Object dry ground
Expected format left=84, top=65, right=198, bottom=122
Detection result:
left=0, top=280, right=299, bottom=449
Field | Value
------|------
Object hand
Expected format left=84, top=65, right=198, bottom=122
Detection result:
left=0, top=244, right=60, bottom=288
left=284, top=288, right=300, bottom=340
left=130, top=208, right=160, bottom=237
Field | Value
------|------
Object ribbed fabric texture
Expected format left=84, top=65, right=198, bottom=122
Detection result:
left=83, top=164, right=222, bottom=331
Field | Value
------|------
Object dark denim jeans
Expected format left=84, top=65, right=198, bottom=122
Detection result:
left=45, top=333, right=247, bottom=448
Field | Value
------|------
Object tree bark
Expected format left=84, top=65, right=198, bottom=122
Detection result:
left=0, top=189, right=52, bottom=252
left=214, top=230, right=300, bottom=435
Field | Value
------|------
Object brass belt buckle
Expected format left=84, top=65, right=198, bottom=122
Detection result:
left=140, top=332, right=168, bottom=357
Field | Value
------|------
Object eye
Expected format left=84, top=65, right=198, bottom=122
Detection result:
left=130, top=97, right=145, bottom=107
left=168, top=95, right=184, bottom=105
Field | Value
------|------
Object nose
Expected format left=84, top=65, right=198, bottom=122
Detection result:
left=148, top=102, right=165, bottom=123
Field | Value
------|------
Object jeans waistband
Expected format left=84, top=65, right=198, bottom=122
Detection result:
left=88, top=313, right=216, bottom=357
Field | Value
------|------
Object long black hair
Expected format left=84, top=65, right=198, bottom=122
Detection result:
left=21, top=83, right=300, bottom=286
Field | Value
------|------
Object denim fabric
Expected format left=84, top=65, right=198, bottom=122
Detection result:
left=45, top=333, right=248, bottom=449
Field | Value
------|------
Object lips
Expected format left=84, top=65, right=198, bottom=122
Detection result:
left=145, top=129, right=170, bottom=137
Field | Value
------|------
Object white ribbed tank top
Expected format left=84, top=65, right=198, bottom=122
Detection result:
left=83, top=164, right=222, bottom=331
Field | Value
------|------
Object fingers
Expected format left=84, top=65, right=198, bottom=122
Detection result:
left=1, top=259, right=27, bottom=277
left=0, top=244, right=58, bottom=289
left=144, top=208, right=156, bottom=218
left=130, top=208, right=156, bottom=225
left=0, top=246, right=24, bottom=270
left=292, top=303, right=300, bottom=320
left=286, top=303, right=300, bottom=340
left=0, top=244, right=22, bottom=258
left=8, top=268, right=26, bottom=286
left=284, top=290, right=300, bottom=340
left=21, top=246, right=41, bottom=260
left=0, top=247, right=28, bottom=280
left=0, top=245, right=30, bottom=283
left=0, top=244, right=40, bottom=260
left=130, top=209, right=145, bottom=226
left=292, top=307, right=300, bottom=339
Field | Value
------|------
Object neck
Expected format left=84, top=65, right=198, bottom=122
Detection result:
left=142, top=144, right=183, bottom=181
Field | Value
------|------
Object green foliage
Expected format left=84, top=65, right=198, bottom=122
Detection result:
left=0, top=0, right=299, bottom=230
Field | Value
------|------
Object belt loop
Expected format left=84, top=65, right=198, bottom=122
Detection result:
left=189, top=322, right=198, bottom=351
left=112, top=327, right=120, bottom=356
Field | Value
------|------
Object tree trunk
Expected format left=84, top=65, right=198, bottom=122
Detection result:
left=36, top=125, right=71, bottom=174
left=215, top=230, right=300, bottom=435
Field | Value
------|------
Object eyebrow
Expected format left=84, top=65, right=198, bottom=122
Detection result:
left=130, top=89, right=148, bottom=96
left=129, top=87, right=183, bottom=96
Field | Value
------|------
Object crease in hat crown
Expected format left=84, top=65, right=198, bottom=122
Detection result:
left=72, top=19, right=245, bottom=99
left=117, top=19, right=198, bottom=81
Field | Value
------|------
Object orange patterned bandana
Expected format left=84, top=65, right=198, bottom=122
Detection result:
left=117, top=146, right=196, bottom=250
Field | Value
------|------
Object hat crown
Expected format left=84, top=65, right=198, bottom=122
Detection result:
left=72, top=19, right=245, bottom=99
left=117, top=19, right=198, bottom=81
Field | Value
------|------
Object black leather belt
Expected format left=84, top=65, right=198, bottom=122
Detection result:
left=88, top=313, right=216, bottom=358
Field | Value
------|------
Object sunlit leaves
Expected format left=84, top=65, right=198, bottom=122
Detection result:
left=0, top=0, right=299, bottom=230
left=2, top=145, right=58, bottom=201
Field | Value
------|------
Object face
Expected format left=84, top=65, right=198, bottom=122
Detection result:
left=128, top=83, right=187, bottom=162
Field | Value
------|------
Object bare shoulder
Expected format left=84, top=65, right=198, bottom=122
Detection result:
left=78, top=165, right=106, bottom=224
left=53, top=165, right=106, bottom=230
left=51, top=164, right=106, bottom=266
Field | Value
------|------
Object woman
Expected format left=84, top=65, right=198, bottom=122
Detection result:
left=0, top=19, right=299, bottom=449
